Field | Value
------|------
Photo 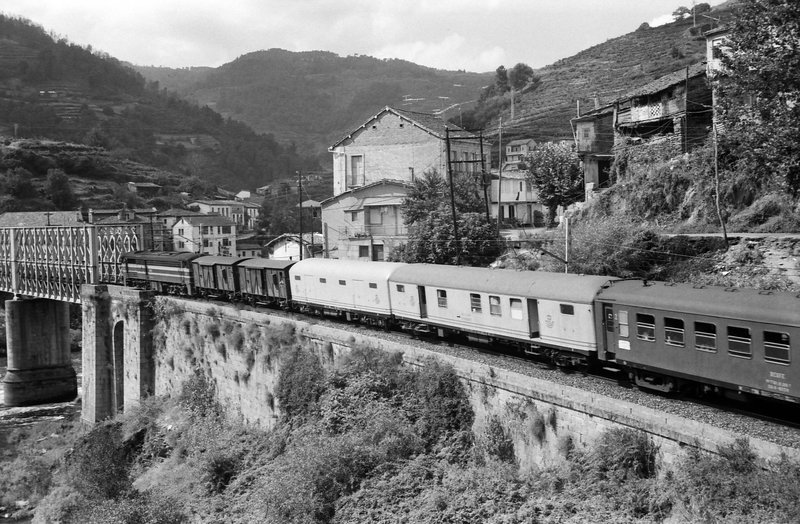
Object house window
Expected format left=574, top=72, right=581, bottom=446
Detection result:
left=764, top=331, right=790, bottom=364
left=664, top=317, right=685, bottom=347
left=396, top=284, right=405, bottom=292
left=351, top=211, right=359, bottom=222
left=560, top=304, right=574, bottom=315
left=636, top=313, right=656, bottom=342
left=489, top=295, right=501, bottom=316
left=202, top=226, right=210, bottom=234
left=582, top=128, right=590, bottom=139
left=222, top=226, right=231, bottom=234
left=437, top=289, right=447, bottom=308
left=359, top=245, right=370, bottom=258
left=728, top=326, right=752, bottom=358
left=695, top=322, right=717, bottom=352
left=222, top=238, right=230, bottom=246
left=203, top=239, right=210, bottom=247
left=177, top=241, right=185, bottom=248
left=178, top=228, right=184, bottom=236
left=368, top=207, right=382, bottom=225
left=470, top=293, right=482, bottom=313
left=510, top=298, right=523, bottom=320
left=349, top=155, right=364, bottom=187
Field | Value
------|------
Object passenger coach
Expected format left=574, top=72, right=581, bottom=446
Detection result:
left=596, top=280, right=800, bottom=402
left=387, top=265, right=618, bottom=364
left=289, top=259, right=405, bottom=324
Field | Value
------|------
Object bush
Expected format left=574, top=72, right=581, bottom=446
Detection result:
left=484, top=415, right=515, bottom=463
left=275, top=346, right=326, bottom=422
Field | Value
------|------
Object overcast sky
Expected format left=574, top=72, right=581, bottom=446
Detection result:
left=3, top=1, right=728, bottom=73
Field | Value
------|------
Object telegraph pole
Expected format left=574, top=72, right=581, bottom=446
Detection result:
left=297, top=170, right=303, bottom=260
left=496, top=117, right=503, bottom=230
left=479, top=130, right=490, bottom=221
left=445, top=128, right=460, bottom=265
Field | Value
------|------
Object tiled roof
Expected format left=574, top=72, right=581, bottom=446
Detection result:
left=0, top=211, right=85, bottom=227
left=320, top=179, right=411, bottom=207
left=618, top=62, right=706, bottom=101
left=95, top=215, right=148, bottom=224
left=330, top=106, right=478, bottom=149
left=157, top=208, right=206, bottom=217
left=178, top=215, right=236, bottom=227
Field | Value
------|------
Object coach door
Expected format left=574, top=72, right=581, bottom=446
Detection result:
left=527, top=299, right=540, bottom=338
left=602, top=304, right=617, bottom=361
left=418, top=286, right=428, bottom=318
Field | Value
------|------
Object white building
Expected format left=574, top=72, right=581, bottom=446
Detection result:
left=173, top=215, right=237, bottom=256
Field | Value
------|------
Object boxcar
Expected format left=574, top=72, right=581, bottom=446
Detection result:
left=388, top=265, right=618, bottom=362
left=596, top=280, right=800, bottom=402
left=122, top=251, right=201, bottom=295
left=237, top=258, right=295, bottom=306
left=289, top=259, right=405, bottom=321
left=192, top=256, right=251, bottom=299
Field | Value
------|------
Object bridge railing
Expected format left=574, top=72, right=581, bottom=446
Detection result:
left=0, top=225, right=142, bottom=303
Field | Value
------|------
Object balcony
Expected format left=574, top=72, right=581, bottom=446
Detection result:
left=342, top=224, right=408, bottom=239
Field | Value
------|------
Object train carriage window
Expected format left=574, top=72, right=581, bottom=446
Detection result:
left=764, top=331, right=790, bottom=364
left=437, top=289, right=447, bottom=308
left=510, top=298, right=523, bottom=320
left=489, top=295, right=501, bottom=316
left=470, top=293, right=482, bottom=313
left=273, top=274, right=280, bottom=287
left=319, top=278, right=327, bottom=284
left=619, top=310, right=629, bottom=338
left=727, top=326, right=752, bottom=358
left=294, top=275, right=301, bottom=281
left=695, top=322, right=717, bottom=352
left=636, top=313, right=656, bottom=342
left=339, top=280, right=346, bottom=286
left=560, top=304, right=574, bottom=315
left=664, top=317, right=685, bottom=347
left=369, top=282, right=378, bottom=289
left=396, top=284, right=405, bottom=292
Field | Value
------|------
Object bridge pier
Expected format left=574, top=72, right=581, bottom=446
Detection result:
left=80, top=284, right=155, bottom=423
left=2, top=298, right=77, bottom=406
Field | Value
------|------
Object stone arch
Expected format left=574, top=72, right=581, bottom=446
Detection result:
left=112, top=320, right=125, bottom=414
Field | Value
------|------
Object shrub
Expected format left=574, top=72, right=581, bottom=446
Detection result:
left=64, top=422, right=133, bottom=499
left=178, top=373, right=221, bottom=420
left=586, top=428, right=658, bottom=481
left=275, top=346, right=326, bottom=422
left=484, top=415, right=515, bottom=463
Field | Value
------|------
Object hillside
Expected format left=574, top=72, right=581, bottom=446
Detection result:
left=0, top=14, right=318, bottom=192
left=137, top=50, right=493, bottom=154
left=480, top=3, right=736, bottom=142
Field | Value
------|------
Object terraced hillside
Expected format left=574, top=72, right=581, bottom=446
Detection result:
left=482, top=3, right=735, bottom=142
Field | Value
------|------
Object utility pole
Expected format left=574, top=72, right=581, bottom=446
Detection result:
left=297, top=170, right=303, bottom=260
left=496, top=117, right=503, bottom=230
left=445, top=128, right=460, bottom=265
left=479, top=131, right=490, bottom=221
left=564, top=216, right=570, bottom=274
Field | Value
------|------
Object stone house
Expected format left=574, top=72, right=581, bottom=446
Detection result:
left=321, top=180, right=410, bottom=260
left=572, top=104, right=615, bottom=199
left=490, top=170, right=543, bottom=226
left=328, top=106, right=485, bottom=197
left=190, top=199, right=260, bottom=231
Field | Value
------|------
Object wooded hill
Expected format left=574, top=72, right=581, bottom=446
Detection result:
left=138, top=3, right=735, bottom=150
left=137, top=50, right=493, bottom=155
left=0, top=14, right=319, bottom=192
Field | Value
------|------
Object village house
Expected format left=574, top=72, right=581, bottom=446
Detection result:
left=265, top=232, right=324, bottom=260
left=324, top=106, right=486, bottom=260
left=571, top=62, right=713, bottom=200
left=321, top=180, right=409, bottom=260
left=236, top=242, right=263, bottom=258
left=613, top=62, right=712, bottom=156
left=490, top=170, right=543, bottom=226
left=172, top=214, right=237, bottom=256
left=504, top=138, right=536, bottom=167
left=327, top=106, right=485, bottom=197
left=126, top=181, right=161, bottom=198
left=190, top=199, right=260, bottom=231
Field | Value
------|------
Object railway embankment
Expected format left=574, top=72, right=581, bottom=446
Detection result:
left=154, top=297, right=800, bottom=470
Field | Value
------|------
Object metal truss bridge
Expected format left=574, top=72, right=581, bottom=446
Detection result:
left=0, top=225, right=141, bottom=303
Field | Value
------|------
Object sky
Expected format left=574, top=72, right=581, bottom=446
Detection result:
left=2, top=0, right=728, bottom=73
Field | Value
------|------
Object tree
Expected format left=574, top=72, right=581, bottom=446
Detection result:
left=718, top=0, right=800, bottom=197
left=694, top=2, right=712, bottom=15
left=494, top=65, right=509, bottom=94
left=394, top=169, right=500, bottom=266
left=672, top=6, right=691, bottom=20
left=525, top=143, right=583, bottom=225
left=508, top=63, right=536, bottom=91
left=46, top=168, right=77, bottom=210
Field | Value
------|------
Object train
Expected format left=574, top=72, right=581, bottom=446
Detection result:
left=122, top=251, right=800, bottom=404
